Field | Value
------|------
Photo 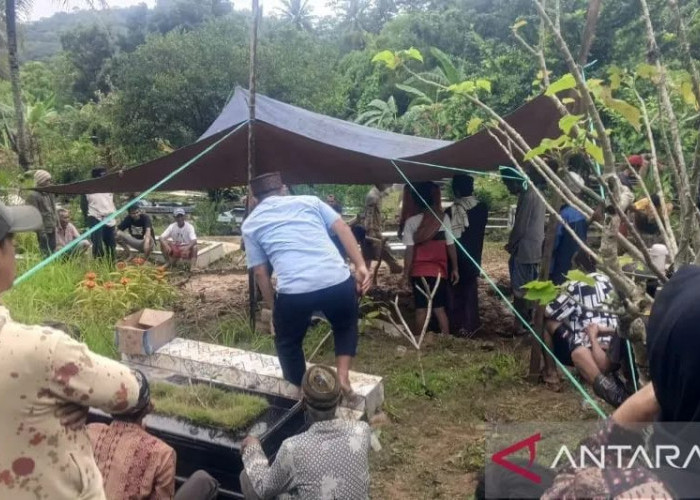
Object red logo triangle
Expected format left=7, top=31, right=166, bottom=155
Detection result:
left=491, top=433, right=542, bottom=484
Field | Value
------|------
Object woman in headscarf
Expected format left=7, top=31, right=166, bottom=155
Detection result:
left=540, top=264, right=700, bottom=498
left=445, top=175, right=488, bottom=337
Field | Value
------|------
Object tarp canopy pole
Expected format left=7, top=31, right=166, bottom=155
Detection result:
left=247, top=0, right=260, bottom=329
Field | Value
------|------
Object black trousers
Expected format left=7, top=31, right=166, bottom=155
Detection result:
left=87, top=216, right=116, bottom=260
left=273, top=277, right=358, bottom=386
left=36, top=230, right=56, bottom=257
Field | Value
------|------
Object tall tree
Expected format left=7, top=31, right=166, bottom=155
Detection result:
left=61, top=24, right=115, bottom=103
left=5, top=0, right=29, bottom=168
left=278, top=0, right=314, bottom=31
left=4, top=0, right=104, bottom=169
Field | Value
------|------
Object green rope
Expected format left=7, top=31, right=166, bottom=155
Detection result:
left=391, top=160, right=608, bottom=418
left=626, top=339, right=639, bottom=393
left=394, top=158, right=524, bottom=182
left=497, top=166, right=529, bottom=190
left=13, top=121, right=248, bottom=287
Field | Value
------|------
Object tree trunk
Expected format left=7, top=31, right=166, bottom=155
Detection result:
left=578, top=0, right=603, bottom=65
left=5, top=0, right=30, bottom=170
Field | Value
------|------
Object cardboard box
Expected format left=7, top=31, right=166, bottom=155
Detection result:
left=115, top=308, right=176, bottom=355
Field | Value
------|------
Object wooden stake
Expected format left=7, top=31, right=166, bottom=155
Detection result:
left=528, top=193, right=561, bottom=381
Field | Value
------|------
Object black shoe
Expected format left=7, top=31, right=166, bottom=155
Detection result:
left=593, top=373, right=629, bottom=408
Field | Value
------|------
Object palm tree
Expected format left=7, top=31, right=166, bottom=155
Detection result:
left=4, top=0, right=102, bottom=169
left=355, top=96, right=398, bottom=130
left=278, top=0, right=314, bottom=31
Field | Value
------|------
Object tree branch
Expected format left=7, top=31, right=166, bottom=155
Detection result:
left=533, top=0, right=616, bottom=171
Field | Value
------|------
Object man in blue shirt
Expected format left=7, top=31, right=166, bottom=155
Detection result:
left=550, top=172, right=589, bottom=285
left=242, top=172, right=371, bottom=395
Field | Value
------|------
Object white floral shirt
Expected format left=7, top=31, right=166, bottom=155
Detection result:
left=242, top=419, right=371, bottom=499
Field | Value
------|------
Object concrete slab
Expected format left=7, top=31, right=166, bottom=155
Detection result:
left=125, top=337, right=384, bottom=418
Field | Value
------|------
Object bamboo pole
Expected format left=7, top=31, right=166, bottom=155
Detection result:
left=247, top=0, right=260, bottom=329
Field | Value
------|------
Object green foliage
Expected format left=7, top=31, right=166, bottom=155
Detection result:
left=60, top=24, right=116, bottom=103
left=522, top=279, right=559, bottom=306
left=151, top=382, right=268, bottom=430
left=565, top=269, right=596, bottom=286
left=5, top=256, right=178, bottom=357
left=545, top=73, right=577, bottom=96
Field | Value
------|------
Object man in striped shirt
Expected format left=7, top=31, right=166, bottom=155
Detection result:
left=542, top=252, right=630, bottom=408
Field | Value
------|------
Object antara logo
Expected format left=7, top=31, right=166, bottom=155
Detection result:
left=491, top=433, right=542, bottom=484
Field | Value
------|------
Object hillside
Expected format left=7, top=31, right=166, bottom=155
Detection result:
left=20, top=7, right=141, bottom=61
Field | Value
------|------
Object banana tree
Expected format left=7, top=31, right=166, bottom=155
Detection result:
left=355, top=96, right=398, bottom=130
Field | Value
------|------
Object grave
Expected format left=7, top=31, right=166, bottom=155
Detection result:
left=107, top=334, right=384, bottom=497
left=118, top=239, right=237, bottom=268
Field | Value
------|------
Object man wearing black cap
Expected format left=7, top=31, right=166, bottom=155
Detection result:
left=0, top=204, right=151, bottom=499
left=242, top=172, right=371, bottom=396
left=240, top=365, right=371, bottom=499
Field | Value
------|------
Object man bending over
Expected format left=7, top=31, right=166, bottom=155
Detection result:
left=240, top=365, right=371, bottom=499
left=543, top=252, right=630, bottom=408
left=242, top=172, right=371, bottom=396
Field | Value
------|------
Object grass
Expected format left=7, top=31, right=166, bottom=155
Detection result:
left=151, top=382, right=269, bottom=430
left=6, top=245, right=179, bottom=357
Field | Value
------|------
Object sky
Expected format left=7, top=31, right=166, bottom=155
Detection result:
left=27, top=0, right=334, bottom=22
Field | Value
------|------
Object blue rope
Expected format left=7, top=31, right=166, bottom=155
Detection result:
left=14, top=121, right=248, bottom=286
left=391, top=159, right=608, bottom=418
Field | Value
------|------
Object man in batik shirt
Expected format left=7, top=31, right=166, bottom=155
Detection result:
left=240, top=365, right=371, bottom=499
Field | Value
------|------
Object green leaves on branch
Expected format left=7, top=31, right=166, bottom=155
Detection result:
left=565, top=269, right=596, bottom=286
left=372, top=47, right=423, bottom=70
left=522, top=280, right=559, bottom=306
left=585, top=139, right=604, bottom=164
left=466, top=117, right=483, bottom=135
left=598, top=87, right=641, bottom=131
left=523, top=135, right=569, bottom=161
left=558, top=114, right=583, bottom=134
left=448, top=79, right=491, bottom=95
left=372, top=50, right=401, bottom=70
left=524, top=271, right=595, bottom=306
left=545, top=73, right=576, bottom=97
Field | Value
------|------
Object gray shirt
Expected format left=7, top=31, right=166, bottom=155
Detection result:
left=508, top=188, right=545, bottom=264
left=242, top=419, right=371, bottom=499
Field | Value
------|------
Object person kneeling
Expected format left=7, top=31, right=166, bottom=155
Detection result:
left=240, top=365, right=371, bottom=500
left=160, top=208, right=198, bottom=269
left=88, top=401, right=219, bottom=500
left=542, top=253, right=630, bottom=408
left=116, top=204, right=155, bottom=260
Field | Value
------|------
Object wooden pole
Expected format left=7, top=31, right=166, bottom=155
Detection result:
left=528, top=195, right=560, bottom=381
left=247, top=0, right=260, bottom=329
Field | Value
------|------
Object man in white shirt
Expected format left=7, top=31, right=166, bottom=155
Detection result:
left=160, top=208, right=198, bottom=269
left=84, top=167, right=117, bottom=260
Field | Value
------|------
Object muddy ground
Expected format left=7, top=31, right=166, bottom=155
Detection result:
left=175, top=242, right=602, bottom=499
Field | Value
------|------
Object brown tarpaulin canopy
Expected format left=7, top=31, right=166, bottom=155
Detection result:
left=44, top=87, right=567, bottom=194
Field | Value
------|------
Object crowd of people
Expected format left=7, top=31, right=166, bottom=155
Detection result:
left=0, top=199, right=370, bottom=500
left=22, top=168, right=199, bottom=269
left=1, top=153, right=685, bottom=499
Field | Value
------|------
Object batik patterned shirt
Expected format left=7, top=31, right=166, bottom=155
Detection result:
left=542, top=419, right=672, bottom=499
left=242, top=419, right=371, bottom=500
left=545, top=272, right=618, bottom=348
left=363, top=187, right=385, bottom=239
